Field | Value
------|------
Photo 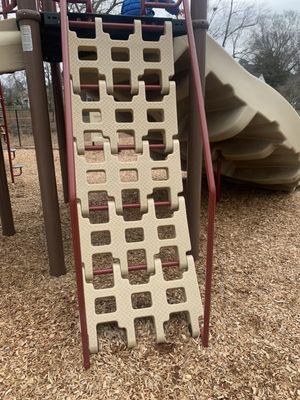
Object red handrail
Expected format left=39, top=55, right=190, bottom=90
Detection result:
left=141, top=0, right=216, bottom=346
left=0, top=82, right=15, bottom=183
left=60, top=0, right=90, bottom=369
left=182, top=0, right=216, bottom=347
left=1, top=0, right=17, bottom=18
left=141, top=0, right=183, bottom=15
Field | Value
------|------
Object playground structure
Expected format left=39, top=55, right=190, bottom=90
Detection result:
left=0, top=0, right=299, bottom=370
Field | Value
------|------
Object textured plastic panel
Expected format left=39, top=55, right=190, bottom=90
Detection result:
left=78, top=197, right=191, bottom=280
left=71, top=81, right=178, bottom=154
left=67, top=18, right=203, bottom=353
left=84, top=256, right=203, bottom=353
left=75, top=140, right=183, bottom=215
left=69, top=18, right=175, bottom=95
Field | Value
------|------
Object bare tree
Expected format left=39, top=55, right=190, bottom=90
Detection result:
left=246, top=11, right=300, bottom=89
left=208, top=0, right=263, bottom=58
left=69, top=0, right=122, bottom=13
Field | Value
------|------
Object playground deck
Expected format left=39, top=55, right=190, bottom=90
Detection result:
left=1, top=149, right=299, bottom=400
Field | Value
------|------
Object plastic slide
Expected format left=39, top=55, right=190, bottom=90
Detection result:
left=174, top=35, right=300, bottom=191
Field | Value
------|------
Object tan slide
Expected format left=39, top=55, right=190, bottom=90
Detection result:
left=174, top=35, right=300, bottom=191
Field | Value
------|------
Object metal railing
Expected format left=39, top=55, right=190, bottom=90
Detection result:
left=141, top=0, right=216, bottom=347
left=0, top=0, right=17, bottom=18
left=0, top=82, right=15, bottom=183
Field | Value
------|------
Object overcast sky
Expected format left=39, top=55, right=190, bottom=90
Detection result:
left=262, top=0, right=300, bottom=12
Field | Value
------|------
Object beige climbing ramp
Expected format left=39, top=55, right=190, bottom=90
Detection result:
left=75, top=139, right=183, bottom=216
left=85, top=256, right=202, bottom=353
left=72, top=80, right=178, bottom=154
left=68, top=18, right=203, bottom=352
left=78, top=197, right=192, bottom=280
left=69, top=19, right=174, bottom=95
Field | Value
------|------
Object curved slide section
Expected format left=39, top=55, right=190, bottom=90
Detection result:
left=174, top=35, right=300, bottom=191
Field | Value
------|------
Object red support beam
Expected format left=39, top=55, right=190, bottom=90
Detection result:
left=94, top=261, right=179, bottom=276
left=182, top=0, right=216, bottom=347
left=0, top=132, right=15, bottom=236
left=0, top=82, right=14, bottom=183
left=89, top=200, right=171, bottom=212
left=60, top=0, right=90, bottom=369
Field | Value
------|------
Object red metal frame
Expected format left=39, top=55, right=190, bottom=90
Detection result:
left=90, top=200, right=171, bottom=212
left=215, top=150, right=222, bottom=202
left=182, top=0, right=216, bottom=347
left=94, top=261, right=179, bottom=276
left=141, top=0, right=216, bottom=346
left=0, top=0, right=17, bottom=18
left=0, top=82, right=15, bottom=183
left=141, top=0, right=182, bottom=14
left=0, top=0, right=17, bottom=19
left=60, top=0, right=90, bottom=369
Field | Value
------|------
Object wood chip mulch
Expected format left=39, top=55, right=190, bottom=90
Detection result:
left=0, top=149, right=299, bottom=400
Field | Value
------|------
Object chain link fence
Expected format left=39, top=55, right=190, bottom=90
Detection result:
left=1, top=107, right=59, bottom=149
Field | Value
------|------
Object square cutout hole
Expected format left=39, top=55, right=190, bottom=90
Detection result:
left=93, top=273, right=114, bottom=290
left=118, top=130, right=135, bottom=146
left=157, top=225, right=176, bottom=240
left=92, top=253, right=114, bottom=271
left=113, top=69, right=131, bottom=85
left=166, top=288, right=186, bottom=304
left=112, top=48, right=130, bottom=61
left=125, top=228, right=144, bottom=242
left=162, top=264, right=183, bottom=281
left=87, top=170, right=106, bottom=184
left=127, top=249, right=146, bottom=267
left=129, top=269, right=150, bottom=285
left=132, top=292, right=152, bottom=309
left=79, top=68, right=100, bottom=86
left=95, top=296, right=116, bottom=314
left=120, top=169, right=138, bottom=182
left=91, top=231, right=111, bottom=246
left=116, top=110, right=133, bottom=123
left=147, top=109, right=164, bottom=122
left=82, top=109, right=102, bottom=123
left=152, top=168, right=168, bottom=181
left=78, top=47, right=97, bottom=60
left=143, top=49, right=161, bottom=62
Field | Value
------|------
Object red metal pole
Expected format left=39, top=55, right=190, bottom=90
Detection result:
left=94, top=261, right=179, bottom=276
left=216, top=151, right=222, bottom=202
left=60, top=0, right=90, bottom=369
left=182, top=0, right=216, bottom=347
left=0, top=82, right=14, bottom=183
left=0, top=133, right=15, bottom=236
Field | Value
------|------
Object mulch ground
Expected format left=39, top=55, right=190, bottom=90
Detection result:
left=0, top=149, right=299, bottom=400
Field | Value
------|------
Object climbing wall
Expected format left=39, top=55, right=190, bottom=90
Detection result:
left=68, top=18, right=203, bottom=353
